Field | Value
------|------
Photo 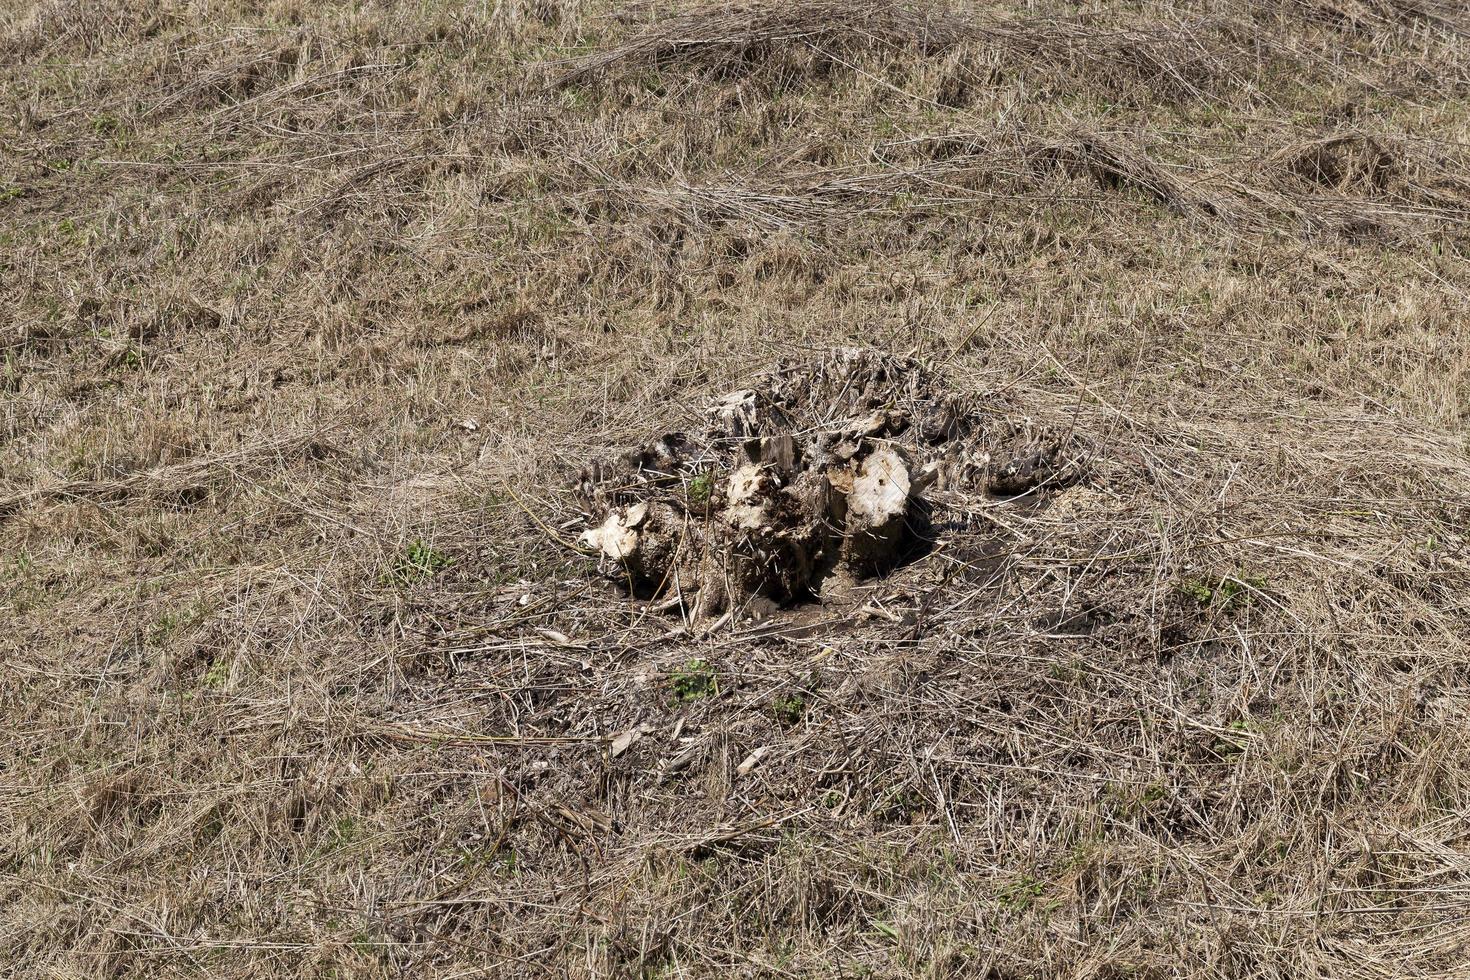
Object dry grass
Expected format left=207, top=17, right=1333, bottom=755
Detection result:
left=4, top=0, right=1470, bottom=976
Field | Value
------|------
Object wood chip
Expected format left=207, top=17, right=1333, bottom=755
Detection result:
left=610, top=724, right=649, bottom=758
left=736, top=745, right=770, bottom=776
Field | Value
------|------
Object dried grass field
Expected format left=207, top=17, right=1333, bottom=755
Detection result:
left=5, top=0, right=1470, bottom=976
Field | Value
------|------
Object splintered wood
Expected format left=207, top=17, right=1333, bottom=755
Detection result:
left=577, top=348, right=1086, bottom=625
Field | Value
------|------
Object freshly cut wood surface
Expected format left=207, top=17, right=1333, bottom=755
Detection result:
left=4, top=0, right=1470, bottom=975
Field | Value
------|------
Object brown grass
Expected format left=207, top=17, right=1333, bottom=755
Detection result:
left=4, top=0, right=1470, bottom=976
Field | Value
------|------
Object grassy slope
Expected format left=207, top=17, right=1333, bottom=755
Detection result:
left=4, top=0, right=1470, bottom=976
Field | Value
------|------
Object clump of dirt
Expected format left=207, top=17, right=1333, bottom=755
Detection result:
left=576, top=349, right=1087, bottom=625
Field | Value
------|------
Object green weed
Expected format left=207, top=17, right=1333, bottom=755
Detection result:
left=4, top=551, right=34, bottom=581
left=771, top=692, right=806, bottom=726
left=150, top=602, right=209, bottom=644
left=996, top=874, right=1046, bottom=912
left=670, top=658, right=716, bottom=703
left=1178, top=572, right=1268, bottom=611
left=202, top=658, right=230, bottom=689
left=330, top=817, right=359, bottom=850
left=1211, top=718, right=1255, bottom=760
left=686, top=471, right=715, bottom=505
left=388, top=539, right=452, bottom=584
